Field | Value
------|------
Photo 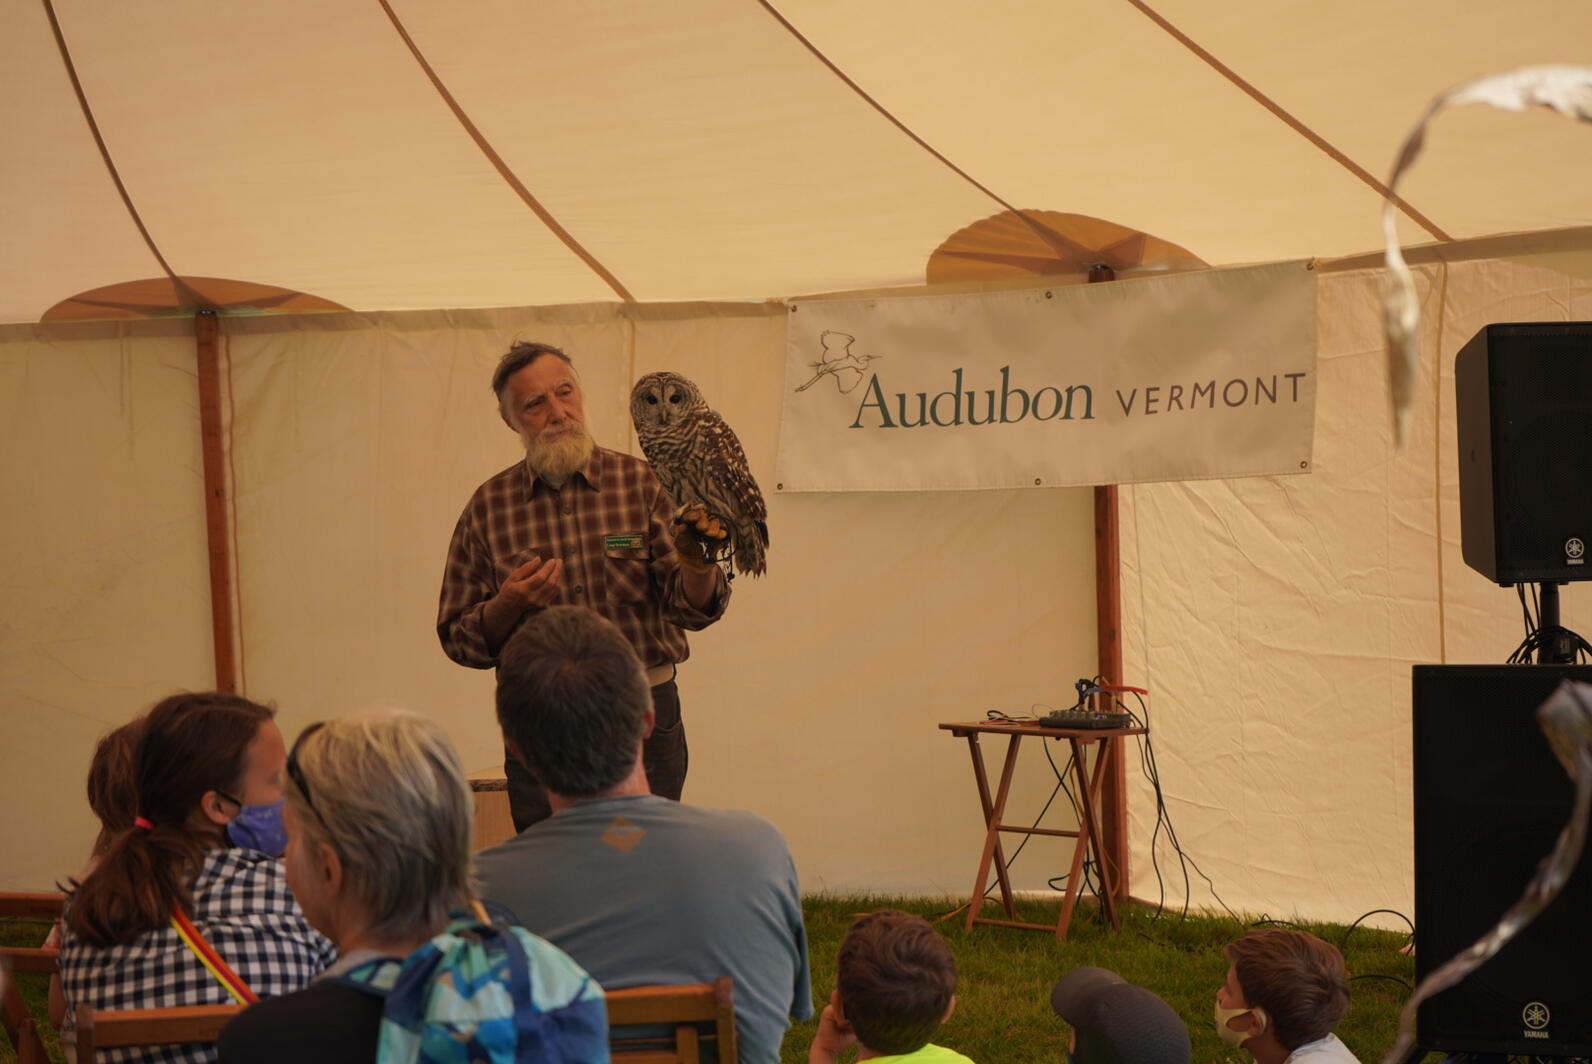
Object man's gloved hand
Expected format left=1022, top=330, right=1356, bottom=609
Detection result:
left=671, top=505, right=729, bottom=572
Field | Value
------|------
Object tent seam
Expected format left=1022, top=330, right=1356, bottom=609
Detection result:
left=1121, top=0, right=1453, bottom=244
left=37, top=0, right=205, bottom=308
left=754, top=0, right=1062, bottom=248
left=374, top=0, right=636, bottom=303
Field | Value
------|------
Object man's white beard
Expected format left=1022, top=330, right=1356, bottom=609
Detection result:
left=523, top=422, right=595, bottom=486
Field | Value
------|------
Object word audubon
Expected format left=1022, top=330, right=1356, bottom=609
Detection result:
left=850, top=367, right=1093, bottom=429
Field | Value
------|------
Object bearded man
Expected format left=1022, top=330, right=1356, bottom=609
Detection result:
left=437, top=340, right=730, bottom=829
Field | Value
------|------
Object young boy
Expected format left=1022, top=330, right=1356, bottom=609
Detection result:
left=809, top=909, right=974, bottom=1064
left=1216, top=929, right=1362, bottom=1064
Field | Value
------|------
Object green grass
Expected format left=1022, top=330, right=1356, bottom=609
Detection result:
left=4, top=898, right=1417, bottom=1064
left=784, top=895, right=1416, bottom=1064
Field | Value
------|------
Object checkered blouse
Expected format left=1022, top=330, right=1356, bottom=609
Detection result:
left=60, top=848, right=336, bottom=1064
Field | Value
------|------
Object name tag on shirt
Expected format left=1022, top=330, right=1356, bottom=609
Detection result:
left=604, top=533, right=645, bottom=551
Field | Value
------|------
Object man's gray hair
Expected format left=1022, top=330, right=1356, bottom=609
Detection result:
left=496, top=606, right=651, bottom=798
left=287, top=709, right=472, bottom=942
left=491, top=341, right=574, bottom=413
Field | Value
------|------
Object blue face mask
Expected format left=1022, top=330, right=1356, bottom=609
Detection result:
left=223, top=796, right=288, bottom=856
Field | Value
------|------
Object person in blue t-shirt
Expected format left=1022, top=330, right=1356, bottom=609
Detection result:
left=475, top=605, right=812, bottom=1064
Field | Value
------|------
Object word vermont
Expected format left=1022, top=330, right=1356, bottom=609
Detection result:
left=850, top=367, right=1094, bottom=429
left=1115, top=372, right=1309, bottom=416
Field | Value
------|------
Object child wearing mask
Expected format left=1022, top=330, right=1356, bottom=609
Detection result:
left=1216, top=929, right=1362, bottom=1064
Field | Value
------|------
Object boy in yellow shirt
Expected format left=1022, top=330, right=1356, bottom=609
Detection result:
left=808, top=910, right=974, bottom=1064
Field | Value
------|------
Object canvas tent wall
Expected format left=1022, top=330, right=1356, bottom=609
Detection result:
left=4, top=0, right=1592, bottom=922
left=8, top=233, right=1592, bottom=922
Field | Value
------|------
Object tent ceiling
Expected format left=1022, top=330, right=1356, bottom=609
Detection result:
left=5, top=0, right=1591, bottom=324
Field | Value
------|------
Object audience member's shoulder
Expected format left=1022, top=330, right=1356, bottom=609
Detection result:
left=676, top=801, right=792, bottom=850
left=218, top=981, right=383, bottom=1064
left=886, top=1045, right=976, bottom=1063
left=194, top=848, right=304, bottom=918
left=199, top=848, right=285, bottom=890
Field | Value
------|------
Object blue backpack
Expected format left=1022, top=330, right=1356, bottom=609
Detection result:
left=335, top=914, right=609, bottom=1064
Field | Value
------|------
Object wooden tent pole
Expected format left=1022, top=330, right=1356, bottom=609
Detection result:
left=195, top=309, right=238, bottom=693
left=1087, top=264, right=1129, bottom=902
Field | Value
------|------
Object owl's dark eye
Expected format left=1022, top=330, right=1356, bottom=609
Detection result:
left=646, top=395, right=659, bottom=405
left=669, top=394, right=682, bottom=404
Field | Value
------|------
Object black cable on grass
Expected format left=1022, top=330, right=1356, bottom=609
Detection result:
left=1350, top=973, right=1413, bottom=992
left=1338, top=908, right=1415, bottom=951
left=1117, top=688, right=1242, bottom=928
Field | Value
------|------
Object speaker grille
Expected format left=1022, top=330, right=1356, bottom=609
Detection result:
left=1412, top=665, right=1592, bottom=1055
left=1457, top=323, right=1592, bottom=584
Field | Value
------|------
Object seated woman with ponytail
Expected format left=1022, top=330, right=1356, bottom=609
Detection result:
left=60, top=692, right=336, bottom=1062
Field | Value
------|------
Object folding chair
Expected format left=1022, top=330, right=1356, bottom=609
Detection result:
left=0, top=893, right=66, bottom=922
left=607, top=976, right=737, bottom=1064
left=76, top=1003, right=244, bottom=1064
left=2, top=963, right=50, bottom=1064
left=0, top=892, right=63, bottom=1064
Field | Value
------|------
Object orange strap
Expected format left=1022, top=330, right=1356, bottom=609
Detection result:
left=170, top=906, right=258, bottom=1004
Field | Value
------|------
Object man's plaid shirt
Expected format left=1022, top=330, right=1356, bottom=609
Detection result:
left=60, top=849, right=337, bottom=1064
left=437, top=447, right=729, bottom=670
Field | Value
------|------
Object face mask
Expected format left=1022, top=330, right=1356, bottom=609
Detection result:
left=225, top=797, right=288, bottom=856
left=1215, top=1000, right=1268, bottom=1048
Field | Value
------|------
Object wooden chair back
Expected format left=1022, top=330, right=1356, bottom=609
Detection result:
left=0, top=898, right=62, bottom=1064
left=606, top=976, right=737, bottom=1064
left=0, top=948, right=59, bottom=976
left=67, top=970, right=737, bottom=1063
left=1, top=953, right=54, bottom=1064
left=0, top=893, right=67, bottom=922
left=75, top=1003, right=244, bottom=1064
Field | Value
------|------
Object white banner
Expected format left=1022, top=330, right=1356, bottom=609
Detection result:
left=775, top=261, right=1317, bottom=491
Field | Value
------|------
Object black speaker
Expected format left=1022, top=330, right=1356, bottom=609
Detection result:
left=1412, top=664, right=1592, bottom=1056
left=1455, top=322, right=1592, bottom=585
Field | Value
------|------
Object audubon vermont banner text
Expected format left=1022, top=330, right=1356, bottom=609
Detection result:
left=775, top=260, right=1317, bottom=492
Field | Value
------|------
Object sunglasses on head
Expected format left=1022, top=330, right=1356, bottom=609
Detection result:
left=285, top=721, right=328, bottom=822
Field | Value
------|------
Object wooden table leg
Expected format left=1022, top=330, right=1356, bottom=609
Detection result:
left=964, top=732, right=1018, bottom=917
left=965, top=733, right=1024, bottom=930
left=1074, top=736, right=1120, bottom=929
left=1054, top=737, right=1092, bottom=939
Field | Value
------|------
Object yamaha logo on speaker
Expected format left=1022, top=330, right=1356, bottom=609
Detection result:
left=1523, top=1001, right=1551, bottom=1039
left=1569, top=538, right=1586, bottom=565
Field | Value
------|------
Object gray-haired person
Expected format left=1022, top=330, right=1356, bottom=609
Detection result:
left=475, top=605, right=813, bottom=1064
left=218, top=710, right=603, bottom=1064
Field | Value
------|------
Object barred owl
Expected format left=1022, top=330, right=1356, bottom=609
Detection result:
left=630, top=371, right=768, bottom=577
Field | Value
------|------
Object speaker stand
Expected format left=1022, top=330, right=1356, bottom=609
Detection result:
left=1537, top=582, right=1579, bottom=665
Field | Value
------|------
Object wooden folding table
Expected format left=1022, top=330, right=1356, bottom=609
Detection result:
left=939, top=719, right=1146, bottom=939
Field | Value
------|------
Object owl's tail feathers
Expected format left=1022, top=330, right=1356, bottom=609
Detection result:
left=733, top=520, right=768, bottom=577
